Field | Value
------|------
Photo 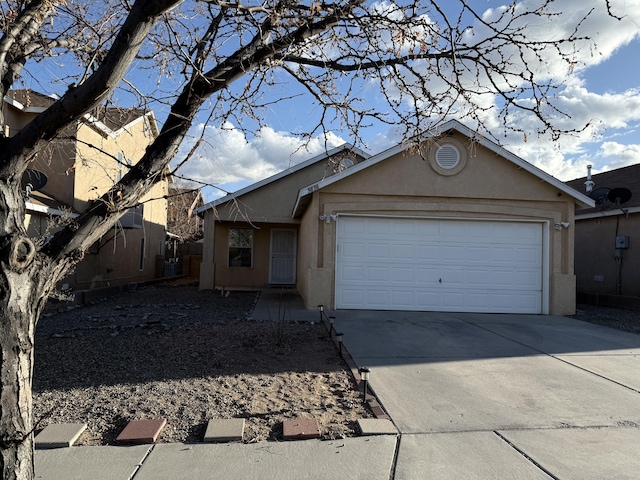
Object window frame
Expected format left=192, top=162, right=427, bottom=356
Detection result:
left=228, top=227, right=253, bottom=268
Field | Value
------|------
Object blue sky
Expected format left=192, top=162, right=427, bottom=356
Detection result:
left=166, top=0, right=640, bottom=202
left=16, top=0, right=640, bottom=201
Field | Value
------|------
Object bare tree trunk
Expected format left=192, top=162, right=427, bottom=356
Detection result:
left=0, top=273, right=38, bottom=480
left=0, top=181, right=52, bottom=480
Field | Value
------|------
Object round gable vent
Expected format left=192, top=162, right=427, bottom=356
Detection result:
left=435, top=144, right=460, bottom=169
left=424, top=137, right=467, bottom=176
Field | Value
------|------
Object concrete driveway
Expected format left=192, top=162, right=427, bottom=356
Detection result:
left=336, top=310, right=640, bottom=480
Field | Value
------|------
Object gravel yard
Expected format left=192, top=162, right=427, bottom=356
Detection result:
left=33, top=283, right=371, bottom=446
left=33, top=284, right=640, bottom=447
left=571, top=303, right=640, bottom=335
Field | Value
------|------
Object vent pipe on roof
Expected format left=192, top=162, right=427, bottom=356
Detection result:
left=585, top=164, right=595, bottom=194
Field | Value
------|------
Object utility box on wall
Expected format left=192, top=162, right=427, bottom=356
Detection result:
left=616, top=236, right=630, bottom=249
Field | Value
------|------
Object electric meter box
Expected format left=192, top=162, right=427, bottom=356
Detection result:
left=616, top=235, right=630, bottom=249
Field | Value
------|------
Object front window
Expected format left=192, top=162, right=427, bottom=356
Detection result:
left=229, top=228, right=253, bottom=267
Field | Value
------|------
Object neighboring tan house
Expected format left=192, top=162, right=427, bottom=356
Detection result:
left=566, top=164, right=640, bottom=300
left=4, top=89, right=169, bottom=290
left=198, top=120, right=594, bottom=315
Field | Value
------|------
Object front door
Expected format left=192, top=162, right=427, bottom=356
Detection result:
left=269, top=229, right=297, bottom=284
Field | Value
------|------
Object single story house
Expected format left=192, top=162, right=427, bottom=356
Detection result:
left=566, top=164, right=640, bottom=300
left=198, top=120, right=594, bottom=315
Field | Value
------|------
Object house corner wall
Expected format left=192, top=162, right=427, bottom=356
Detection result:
left=297, top=193, right=334, bottom=309
left=548, top=204, right=576, bottom=316
left=550, top=273, right=576, bottom=315
left=199, top=212, right=216, bottom=290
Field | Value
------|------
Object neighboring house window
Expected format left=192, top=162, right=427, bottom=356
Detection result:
left=139, top=237, right=145, bottom=271
left=229, top=228, right=253, bottom=267
left=117, top=152, right=123, bottom=181
left=116, top=152, right=132, bottom=182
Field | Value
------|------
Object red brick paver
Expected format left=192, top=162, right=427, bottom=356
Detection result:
left=115, top=419, right=166, bottom=445
left=282, top=418, right=321, bottom=440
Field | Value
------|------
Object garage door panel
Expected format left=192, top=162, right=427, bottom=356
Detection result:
left=416, top=267, right=441, bottom=283
left=440, top=245, right=469, bottom=263
left=442, top=292, right=465, bottom=309
left=442, top=269, right=466, bottom=286
left=365, top=290, right=389, bottom=306
left=514, top=271, right=542, bottom=288
left=366, top=266, right=390, bottom=282
left=336, top=217, right=544, bottom=313
left=392, top=244, right=414, bottom=259
left=416, top=291, right=440, bottom=307
left=340, top=265, right=364, bottom=281
left=338, top=289, right=363, bottom=306
left=342, top=242, right=365, bottom=259
left=467, top=293, right=491, bottom=309
left=367, top=244, right=390, bottom=261
left=392, top=291, right=413, bottom=306
left=391, top=266, right=416, bottom=283
left=416, top=245, right=440, bottom=260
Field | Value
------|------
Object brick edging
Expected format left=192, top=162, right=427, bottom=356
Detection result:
left=324, top=317, right=390, bottom=420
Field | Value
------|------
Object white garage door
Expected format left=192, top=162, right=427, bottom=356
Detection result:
left=335, top=216, right=544, bottom=313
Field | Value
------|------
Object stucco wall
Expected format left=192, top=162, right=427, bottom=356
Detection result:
left=207, top=222, right=299, bottom=289
left=74, top=117, right=156, bottom=211
left=199, top=150, right=366, bottom=290
left=66, top=116, right=167, bottom=289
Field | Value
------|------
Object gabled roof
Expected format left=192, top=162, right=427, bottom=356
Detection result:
left=82, top=108, right=159, bottom=138
left=5, top=89, right=158, bottom=138
left=6, top=89, right=56, bottom=111
left=196, top=143, right=370, bottom=215
left=565, top=163, right=640, bottom=218
left=293, top=119, right=595, bottom=217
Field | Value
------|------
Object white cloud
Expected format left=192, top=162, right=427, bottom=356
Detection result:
left=598, top=142, right=640, bottom=171
left=495, top=83, right=640, bottom=180
left=172, top=122, right=346, bottom=189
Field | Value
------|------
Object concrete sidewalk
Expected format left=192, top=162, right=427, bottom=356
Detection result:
left=249, top=287, right=323, bottom=322
left=35, top=436, right=398, bottom=480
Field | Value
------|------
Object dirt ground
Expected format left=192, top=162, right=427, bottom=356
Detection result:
left=33, top=283, right=372, bottom=445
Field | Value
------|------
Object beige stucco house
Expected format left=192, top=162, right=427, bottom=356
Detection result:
left=198, top=120, right=594, bottom=315
left=4, top=90, right=169, bottom=290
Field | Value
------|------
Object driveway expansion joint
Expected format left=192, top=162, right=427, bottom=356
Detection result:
left=130, top=444, right=155, bottom=480
left=493, top=431, right=561, bottom=480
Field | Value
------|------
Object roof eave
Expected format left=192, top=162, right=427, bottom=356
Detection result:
left=196, top=143, right=368, bottom=215
left=25, top=201, right=78, bottom=218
